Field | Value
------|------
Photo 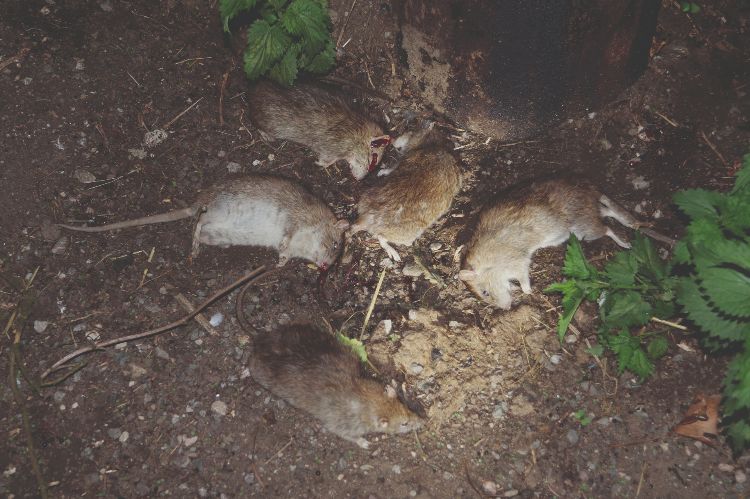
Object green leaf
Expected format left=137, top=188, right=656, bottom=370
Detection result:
left=631, top=233, right=668, bottom=282
left=601, top=290, right=652, bottom=331
left=304, top=39, right=335, bottom=73
left=726, top=420, right=750, bottom=455
left=608, top=331, right=653, bottom=378
left=723, top=346, right=750, bottom=414
left=244, top=19, right=292, bottom=80
left=574, top=410, right=593, bottom=427
left=587, top=344, right=604, bottom=357
left=676, top=277, right=749, bottom=344
left=268, top=43, right=300, bottom=85
left=281, top=0, right=329, bottom=54
left=673, top=189, right=723, bottom=221
left=267, top=0, right=289, bottom=10
left=698, top=265, right=750, bottom=318
left=721, top=197, right=750, bottom=237
left=647, top=336, right=668, bottom=359
left=561, top=234, right=598, bottom=280
left=545, top=279, right=585, bottom=341
left=689, top=3, right=701, bottom=13
left=731, top=153, right=750, bottom=195
left=605, top=250, right=637, bottom=287
left=220, top=0, right=258, bottom=31
left=336, top=332, right=368, bottom=364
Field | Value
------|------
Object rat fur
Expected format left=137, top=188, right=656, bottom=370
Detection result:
left=349, top=133, right=462, bottom=261
left=459, top=179, right=675, bottom=309
left=247, top=80, right=391, bottom=180
left=248, top=324, right=423, bottom=448
left=58, top=175, right=348, bottom=269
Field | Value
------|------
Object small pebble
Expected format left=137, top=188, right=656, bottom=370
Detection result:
left=74, top=169, right=97, bottom=183
left=155, top=347, right=170, bottom=360
left=119, top=431, right=129, bottom=443
left=226, top=162, right=241, bottom=173
left=429, top=242, right=442, bottom=252
left=504, top=490, right=519, bottom=497
left=409, top=363, right=424, bottom=375
left=736, top=470, right=747, bottom=484
left=211, top=400, right=228, bottom=416
left=182, top=435, right=198, bottom=447
left=392, top=465, right=401, bottom=474
left=482, top=481, right=497, bottom=495
left=549, top=354, right=562, bottom=365
left=718, top=463, right=734, bottom=473
left=566, top=429, right=579, bottom=445
left=209, top=313, right=224, bottom=327
left=107, top=428, right=122, bottom=439
left=34, top=321, right=49, bottom=333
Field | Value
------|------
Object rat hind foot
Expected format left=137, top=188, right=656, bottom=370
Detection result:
left=377, top=236, right=401, bottom=262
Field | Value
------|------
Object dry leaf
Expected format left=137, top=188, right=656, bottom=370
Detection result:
left=673, top=393, right=721, bottom=446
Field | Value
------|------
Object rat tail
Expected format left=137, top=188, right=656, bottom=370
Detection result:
left=599, top=195, right=677, bottom=246
left=58, top=207, right=199, bottom=233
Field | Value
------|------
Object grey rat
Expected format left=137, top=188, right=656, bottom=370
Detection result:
left=459, top=179, right=675, bottom=309
left=349, top=130, right=462, bottom=261
left=248, top=324, right=423, bottom=448
left=247, top=80, right=392, bottom=180
left=58, top=174, right=349, bottom=269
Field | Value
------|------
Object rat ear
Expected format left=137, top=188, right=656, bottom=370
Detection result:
left=335, top=219, right=350, bottom=230
left=458, top=269, right=477, bottom=281
left=385, top=385, right=397, bottom=399
left=379, top=417, right=390, bottom=428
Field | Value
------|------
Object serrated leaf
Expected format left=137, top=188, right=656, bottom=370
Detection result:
left=562, top=234, right=598, bottom=280
left=304, top=39, right=335, bottom=73
left=336, top=332, right=368, bottom=364
left=281, top=0, right=329, bottom=53
left=244, top=20, right=291, bottom=80
left=676, top=277, right=749, bottom=344
left=673, top=189, right=723, bottom=221
left=608, top=331, right=652, bottom=377
left=647, top=336, right=669, bottom=359
left=652, top=299, right=676, bottom=320
left=220, top=0, right=258, bottom=31
left=726, top=419, right=750, bottom=455
left=601, top=290, right=652, bottom=331
left=699, top=265, right=750, bottom=318
left=722, top=197, right=750, bottom=237
left=723, top=347, right=750, bottom=413
left=605, top=250, right=637, bottom=287
left=268, top=43, right=300, bottom=85
left=629, top=348, right=654, bottom=378
left=267, top=0, right=289, bottom=10
left=631, top=233, right=668, bottom=282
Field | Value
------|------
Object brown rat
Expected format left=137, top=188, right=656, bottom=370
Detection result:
left=459, top=179, right=676, bottom=309
left=349, top=130, right=462, bottom=261
left=248, top=324, right=423, bottom=448
left=247, top=80, right=392, bottom=180
left=58, top=174, right=349, bottom=269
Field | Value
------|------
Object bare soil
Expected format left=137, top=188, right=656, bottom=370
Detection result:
left=1, top=0, right=749, bottom=497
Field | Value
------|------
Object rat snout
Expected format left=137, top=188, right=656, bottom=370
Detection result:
left=318, top=262, right=329, bottom=272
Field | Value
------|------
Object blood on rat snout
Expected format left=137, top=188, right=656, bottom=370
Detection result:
left=370, top=136, right=392, bottom=148
left=368, top=153, right=378, bottom=171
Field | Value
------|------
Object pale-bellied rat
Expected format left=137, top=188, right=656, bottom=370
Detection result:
left=58, top=174, right=349, bottom=269
left=247, top=79, right=392, bottom=180
left=459, top=179, right=676, bottom=309
left=348, top=129, right=462, bottom=261
left=247, top=323, right=423, bottom=448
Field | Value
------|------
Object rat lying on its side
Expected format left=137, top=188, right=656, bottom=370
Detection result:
left=349, top=128, right=462, bottom=261
left=459, top=179, right=676, bottom=309
left=248, top=324, right=423, bottom=448
left=58, top=175, right=348, bottom=269
left=247, top=80, right=392, bottom=180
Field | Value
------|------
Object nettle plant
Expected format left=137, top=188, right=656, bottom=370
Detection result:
left=548, top=153, right=750, bottom=452
left=220, top=0, right=335, bottom=86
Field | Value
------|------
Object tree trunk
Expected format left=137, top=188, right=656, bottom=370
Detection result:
left=396, top=0, right=660, bottom=140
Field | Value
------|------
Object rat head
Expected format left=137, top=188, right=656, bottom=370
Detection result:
left=458, top=265, right=514, bottom=310
left=372, top=385, right=424, bottom=435
left=286, top=219, right=349, bottom=270
left=349, top=126, right=392, bottom=179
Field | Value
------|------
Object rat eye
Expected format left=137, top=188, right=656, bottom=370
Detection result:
left=332, top=242, right=338, bottom=251
left=481, top=290, right=489, bottom=297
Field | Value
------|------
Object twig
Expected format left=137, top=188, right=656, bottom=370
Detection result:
left=175, top=57, right=212, bottom=65
left=175, top=293, right=218, bottom=336
left=126, top=71, right=142, bottom=87
left=0, top=46, right=31, bottom=72
left=650, top=317, right=687, bottom=331
left=336, top=0, right=359, bottom=48
left=700, top=130, right=728, bottom=166
left=138, top=246, right=155, bottom=288
left=219, top=69, right=230, bottom=126
left=163, top=97, right=204, bottom=130
left=42, top=266, right=268, bottom=378
left=495, top=139, right=541, bottom=148
left=654, top=110, right=678, bottom=127
left=250, top=428, right=265, bottom=488
left=360, top=267, right=386, bottom=339
left=636, top=462, right=648, bottom=497
left=263, top=437, right=293, bottom=465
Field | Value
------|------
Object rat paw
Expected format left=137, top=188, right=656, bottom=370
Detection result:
left=378, top=237, right=401, bottom=262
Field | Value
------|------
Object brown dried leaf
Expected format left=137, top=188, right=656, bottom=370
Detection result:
left=673, top=393, right=721, bottom=446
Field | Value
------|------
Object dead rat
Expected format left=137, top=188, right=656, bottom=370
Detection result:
left=247, top=323, right=423, bottom=448
left=459, top=179, right=676, bottom=309
left=348, top=129, right=462, bottom=261
left=247, top=79, right=392, bottom=180
left=58, top=174, right=349, bottom=269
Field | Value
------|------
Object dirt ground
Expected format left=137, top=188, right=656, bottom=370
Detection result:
left=1, top=0, right=749, bottom=497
